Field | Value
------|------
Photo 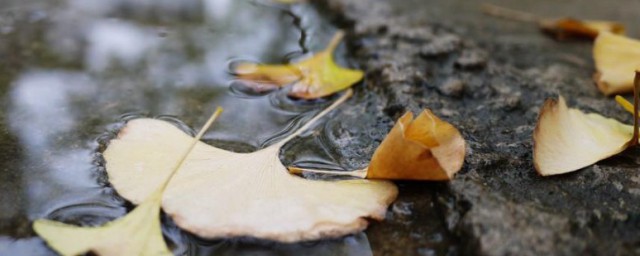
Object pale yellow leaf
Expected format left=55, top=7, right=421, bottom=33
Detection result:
left=593, top=32, right=640, bottom=95
left=533, top=96, right=635, bottom=175
left=104, top=90, right=398, bottom=242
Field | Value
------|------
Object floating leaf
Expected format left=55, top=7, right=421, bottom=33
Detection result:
left=482, top=4, right=624, bottom=40
left=33, top=108, right=224, bottom=256
left=34, top=191, right=171, bottom=256
left=104, top=90, right=398, bottom=243
left=289, top=109, right=466, bottom=181
left=533, top=71, right=640, bottom=175
left=234, top=31, right=364, bottom=99
left=593, top=32, right=640, bottom=95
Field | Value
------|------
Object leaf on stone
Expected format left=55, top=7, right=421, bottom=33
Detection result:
left=234, top=31, right=364, bottom=99
left=367, top=110, right=465, bottom=180
left=289, top=109, right=466, bottom=181
left=533, top=82, right=640, bottom=175
left=103, top=90, right=398, bottom=243
left=482, top=4, right=624, bottom=40
left=593, top=32, right=640, bottom=95
left=33, top=108, right=223, bottom=256
left=540, top=18, right=624, bottom=40
left=33, top=191, right=171, bottom=256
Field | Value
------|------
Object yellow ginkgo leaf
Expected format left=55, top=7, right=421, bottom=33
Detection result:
left=289, top=109, right=466, bottom=181
left=104, top=90, right=398, bottom=243
left=235, top=31, right=364, bottom=99
left=533, top=96, right=635, bottom=176
left=34, top=191, right=171, bottom=256
left=593, top=32, right=640, bottom=95
left=33, top=108, right=223, bottom=256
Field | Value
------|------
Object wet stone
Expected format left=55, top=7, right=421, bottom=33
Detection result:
left=454, top=49, right=487, bottom=69
left=322, top=0, right=640, bottom=254
left=420, top=34, right=461, bottom=57
left=437, top=78, right=464, bottom=98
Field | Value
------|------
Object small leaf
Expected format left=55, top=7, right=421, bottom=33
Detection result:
left=540, top=18, right=624, bottom=40
left=33, top=191, right=171, bottom=256
left=482, top=4, right=624, bottom=40
left=533, top=96, right=635, bottom=176
left=104, top=90, right=398, bottom=243
left=366, top=110, right=466, bottom=180
left=593, top=32, right=640, bottom=95
left=235, top=31, right=364, bottom=99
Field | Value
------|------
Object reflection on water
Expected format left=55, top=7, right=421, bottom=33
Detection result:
left=0, top=0, right=372, bottom=255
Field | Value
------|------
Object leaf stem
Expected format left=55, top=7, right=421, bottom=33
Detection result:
left=156, top=107, right=224, bottom=194
left=481, top=3, right=541, bottom=23
left=326, top=30, right=345, bottom=53
left=275, top=89, right=353, bottom=147
left=288, top=166, right=367, bottom=178
left=632, top=71, right=640, bottom=146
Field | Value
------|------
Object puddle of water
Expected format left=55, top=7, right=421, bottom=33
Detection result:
left=0, top=0, right=456, bottom=255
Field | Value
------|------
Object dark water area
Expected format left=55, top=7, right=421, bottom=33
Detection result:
left=0, top=0, right=455, bottom=255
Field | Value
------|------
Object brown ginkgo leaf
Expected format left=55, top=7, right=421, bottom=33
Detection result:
left=103, top=89, right=398, bottom=243
left=289, top=109, right=466, bottom=181
left=533, top=71, right=640, bottom=175
left=234, top=31, right=364, bottom=99
left=482, top=3, right=625, bottom=40
left=593, top=32, right=640, bottom=95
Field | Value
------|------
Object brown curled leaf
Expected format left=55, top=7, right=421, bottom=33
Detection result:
left=366, top=110, right=466, bottom=181
left=540, top=18, right=624, bottom=40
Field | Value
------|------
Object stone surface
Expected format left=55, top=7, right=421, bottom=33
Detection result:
left=316, top=0, right=640, bottom=255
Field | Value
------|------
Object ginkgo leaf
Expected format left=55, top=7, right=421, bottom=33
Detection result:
left=540, top=18, right=624, bottom=40
left=367, top=110, right=465, bottom=180
left=34, top=191, right=171, bottom=256
left=593, top=32, right=640, bottom=95
left=482, top=4, right=624, bottom=40
left=234, top=31, right=364, bottom=99
left=104, top=90, right=398, bottom=243
left=533, top=96, right=637, bottom=176
left=289, top=110, right=466, bottom=181
left=33, top=108, right=224, bottom=256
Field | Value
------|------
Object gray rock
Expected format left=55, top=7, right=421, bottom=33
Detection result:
left=320, top=0, right=640, bottom=254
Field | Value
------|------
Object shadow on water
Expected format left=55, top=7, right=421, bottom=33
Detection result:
left=0, top=0, right=454, bottom=255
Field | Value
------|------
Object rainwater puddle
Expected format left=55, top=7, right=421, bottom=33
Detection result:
left=0, top=0, right=376, bottom=255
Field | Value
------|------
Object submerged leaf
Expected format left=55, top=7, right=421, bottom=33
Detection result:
left=234, top=31, right=364, bottom=99
left=104, top=90, right=398, bottom=243
left=533, top=96, right=635, bottom=176
left=367, top=110, right=465, bottom=180
left=33, top=108, right=224, bottom=256
left=34, top=191, right=170, bottom=256
left=593, top=32, right=640, bottom=95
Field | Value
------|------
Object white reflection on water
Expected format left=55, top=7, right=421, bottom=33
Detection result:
left=0, top=236, right=51, bottom=256
left=8, top=71, right=122, bottom=219
left=85, top=20, right=158, bottom=71
left=9, top=71, right=94, bottom=151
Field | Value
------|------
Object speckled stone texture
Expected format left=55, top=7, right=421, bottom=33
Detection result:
left=316, top=0, right=640, bottom=255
